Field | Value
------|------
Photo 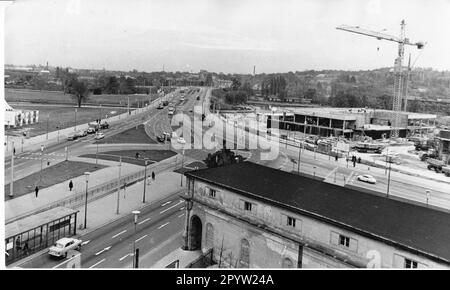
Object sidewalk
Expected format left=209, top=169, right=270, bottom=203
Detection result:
left=5, top=153, right=183, bottom=222
left=150, top=248, right=203, bottom=268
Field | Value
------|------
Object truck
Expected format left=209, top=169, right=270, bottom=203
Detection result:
left=426, top=158, right=445, bottom=173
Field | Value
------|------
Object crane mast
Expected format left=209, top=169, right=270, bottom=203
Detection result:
left=336, top=20, right=424, bottom=138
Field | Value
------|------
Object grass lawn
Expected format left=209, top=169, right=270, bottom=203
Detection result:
left=5, top=104, right=127, bottom=137
left=80, top=149, right=177, bottom=166
left=6, top=88, right=159, bottom=107
left=94, top=124, right=156, bottom=144
left=4, top=160, right=107, bottom=200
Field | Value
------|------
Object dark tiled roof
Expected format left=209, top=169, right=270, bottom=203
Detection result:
left=185, top=162, right=450, bottom=264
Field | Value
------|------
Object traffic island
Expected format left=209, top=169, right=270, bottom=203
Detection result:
left=80, top=149, right=177, bottom=166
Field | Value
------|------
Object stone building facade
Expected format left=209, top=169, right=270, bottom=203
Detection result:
left=182, top=162, right=450, bottom=268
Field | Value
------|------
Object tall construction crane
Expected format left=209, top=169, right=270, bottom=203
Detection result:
left=336, top=20, right=425, bottom=138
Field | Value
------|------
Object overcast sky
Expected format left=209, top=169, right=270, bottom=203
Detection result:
left=5, top=0, right=450, bottom=73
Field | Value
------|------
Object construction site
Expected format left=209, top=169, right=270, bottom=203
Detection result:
left=252, top=20, right=450, bottom=178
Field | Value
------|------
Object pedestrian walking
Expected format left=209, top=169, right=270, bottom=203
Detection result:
left=69, top=180, right=73, bottom=191
left=335, top=155, right=338, bottom=162
left=35, top=186, right=39, bottom=198
left=358, top=157, right=361, bottom=164
left=152, top=171, right=155, bottom=180
left=23, top=242, right=29, bottom=255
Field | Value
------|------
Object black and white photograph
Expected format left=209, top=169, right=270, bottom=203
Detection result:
left=1, top=0, right=450, bottom=276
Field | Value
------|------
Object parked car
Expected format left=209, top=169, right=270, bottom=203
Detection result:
left=95, top=132, right=105, bottom=140
left=75, top=130, right=87, bottom=138
left=87, top=127, right=97, bottom=134
left=49, top=237, right=82, bottom=258
left=67, top=134, right=78, bottom=141
left=163, top=132, right=171, bottom=141
left=100, top=121, right=109, bottom=129
left=356, top=174, right=376, bottom=184
left=157, top=104, right=164, bottom=109
left=196, top=96, right=200, bottom=100
left=177, top=137, right=186, bottom=144
left=157, top=135, right=166, bottom=142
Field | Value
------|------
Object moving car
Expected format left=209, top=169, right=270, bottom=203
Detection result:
left=177, top=137, right=186, bottom=144
left=95, top=132, right=105, bottom=140
left=356, top=174, right=376, bottom=184
left=157, top=104, right=164, bottom=109
left=157, top=134, right=166, bottom=142
left=163, top=132, right=171, bottom=141
left=49, top=237, right=82, bottom=258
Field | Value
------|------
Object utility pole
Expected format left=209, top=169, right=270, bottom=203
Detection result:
left=116, top=157, right=122, bottom=214
left=95, top=143, right=99, bottom=167
left=297, top=141, right=302, bottom=173
left=180, top=149, right=185, bottom=187
left=40, top=145, right=44, bottom=183
left=9, top=142, right=14, bottom=197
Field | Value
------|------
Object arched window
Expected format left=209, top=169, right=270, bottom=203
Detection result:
left=205, top=223, right=214, bottom=249
left=282, top=257, right=294, bottom=268
left=239, top=239, right=250, bottom=268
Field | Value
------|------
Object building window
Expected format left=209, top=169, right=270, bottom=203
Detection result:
left=208, top=188, right=216, bottom=198
left=404, top=258, right=418, bottom=269
left=287, top=216, right=296, bottom=228
left=244, top=201, right=252, bottom=211
left=339, top=235, right=350, bottom=247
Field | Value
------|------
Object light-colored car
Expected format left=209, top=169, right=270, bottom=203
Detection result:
left=87, top=127, right=97, bottom=134
left=49, top=237, right=82, bottom=258
left=357, top=174, right=377, bottom=184
left=177, top=137, right=186, bottom=144
left=95, top=132, right=105, bottom=140
left=67, top=133, right=78, bottom=141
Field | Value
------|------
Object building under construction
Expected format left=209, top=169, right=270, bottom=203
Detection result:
left=266, top=107, right=436, bottom=139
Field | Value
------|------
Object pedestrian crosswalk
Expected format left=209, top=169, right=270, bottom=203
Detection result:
left=12, top=152, right=66, bottom=161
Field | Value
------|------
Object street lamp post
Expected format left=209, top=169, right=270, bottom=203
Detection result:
left=426, top=190, right=430, bottom=206
left=386, top=156, right=392, bottom=198
left=74, top=108, right=77, bottom=130
left=84, top=172, right=91, bottom=229
left=56, top=125, right=60, bottom=142
left=116, top=157, right=122, bottom=214
left=40, top=145, right=44, bottom=182
left=132, top=210, right=140, bottom=268
left=95, top=143, right=99, bottom=167
left=143, top=160, right=149, bottom=203
left=9, top=142, right=15, bottom=197
left=313, top=166, right=316, bottom=177
left=180, top=149, right=185, bottom=187
left=297, top=140, right=302, bottom=173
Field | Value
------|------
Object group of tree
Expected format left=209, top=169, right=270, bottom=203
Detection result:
left=261, top=75, right=287, bottom=99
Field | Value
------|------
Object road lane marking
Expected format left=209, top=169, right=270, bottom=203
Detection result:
left=119, top=253, right=132, bottom=261
left=178, top=214, right=185, bottom=218
left=161, top=201, right=172, bottom=207
left=89, top=258, right=106, bottom=268
left=52, top=253, right=81, bottom=268
left=138, top=217, right=151, bottom=225
left=111, top=230, right=127, bottom=239
left=325, top=167, right=339, bottom=180
left=95, top=246, right=112, bottom=256
left=135, top=234, right=148, bottom=243
left=158, top=222, right=170, bottom=229
left=179, top=207, right=185, bottom=211
left=81, top=240, right=90, bottom=246
left=160, top=200, right=184, bottom=214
